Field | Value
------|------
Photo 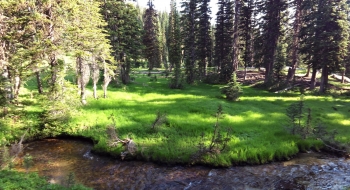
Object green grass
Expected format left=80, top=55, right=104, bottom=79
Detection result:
left=3, top=73, right=350, bottom=167
left=0, top=170, right=91, bottom=190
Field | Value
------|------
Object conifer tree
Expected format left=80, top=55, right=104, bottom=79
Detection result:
left=257, top=0, right=288, bottom=85
left=240, top=0, right=254, bottom=80
left=197, top=0, right=212, bottom=79
left=159, top=11, right=169, bottom=69
left=181, top=0, right=198, bottom=84
left=287, top=0, right=303, bottom=81
left=168, top=0, right=183, bottom=88
left=101, top=0, right=144, bottom=84
left=300, top=0, right=349, bottom=92
left=214, top=0, right=234, bottom=82
left=232, top=0, right=241, bottom=72
left=143, top=0, right=161, bottom=74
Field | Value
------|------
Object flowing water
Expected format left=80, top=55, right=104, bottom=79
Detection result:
left=16, top=139, right=350, bottom=190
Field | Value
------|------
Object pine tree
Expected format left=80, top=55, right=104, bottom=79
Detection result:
left=300, top=0, right=349, bottom=92
left=168, top=0, right=183, bottom=89
left=143, top=0, right=161, bottom=74
left=232, top=0, right=241, bottom=72
left=101, top=0, right=144, bottom=84
left=287, top=0, right=303, bottom=81
left=240, top=0, right=254, bottom=80
left=158, top=11, right=169, bottom=70
left=214, top=0, right=234, bottom=82
left=197, top=0, right=212, bottom=80
left=181, top=0, right=198, bottom=84
left=257, top=0, right=288, bottom=85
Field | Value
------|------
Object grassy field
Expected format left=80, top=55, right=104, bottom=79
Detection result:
left=2, top=72, right=350, bottom=167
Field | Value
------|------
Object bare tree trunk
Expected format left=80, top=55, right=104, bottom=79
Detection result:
left=103, top=60, right=112, bottom=98
left=77, top=56, right=90, bottom=104
left=90, top=57, right=100, bottom=99
left=13, top=76, right=21, bottom=100
left=341, top=68, right=345, bottom=84
left=310, top=68, right=317, bottom=90
left=244, top=67, right=247, bottom=81
left=35, top=71, right=43, bottom=94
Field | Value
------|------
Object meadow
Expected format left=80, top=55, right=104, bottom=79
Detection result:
left=3, top=71, right=350, bottom=167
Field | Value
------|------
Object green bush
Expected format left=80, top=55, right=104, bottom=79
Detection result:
left=221, top=72, right=243, bottom=101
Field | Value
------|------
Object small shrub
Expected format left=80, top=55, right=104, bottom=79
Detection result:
left=285, top=96, right=350, bottom=156
left=23, top=153, right=33, bottom=173
left=39, top=81, right=81, bottom=137
left=151, top=111, right=167, bottom=131
left=221, top=72, right=243, bottom=101
left=150, top=75, right=157, bottom=82
left=169, top=74, right=185, bottom=89
left=191, top=105, right=233, bottom=163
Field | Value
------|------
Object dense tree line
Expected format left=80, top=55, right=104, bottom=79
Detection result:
left=1, top=0, right=349, bottom=105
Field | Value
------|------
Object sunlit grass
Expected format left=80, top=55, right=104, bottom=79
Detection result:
left=55, top=74, right=349, bottom=166
left=7, top=73, right=350, bottom=167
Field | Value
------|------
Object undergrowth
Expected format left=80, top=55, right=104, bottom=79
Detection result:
left=0, top=170, right=91, bottom=190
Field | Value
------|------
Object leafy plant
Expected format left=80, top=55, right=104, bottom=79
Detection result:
left=221, top=72, right=242, bottom=101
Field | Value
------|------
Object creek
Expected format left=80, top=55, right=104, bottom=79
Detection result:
left=16, top=138, right=350, bottom=190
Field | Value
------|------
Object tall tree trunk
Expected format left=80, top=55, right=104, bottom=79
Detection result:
left=103, top=60, right=111, bottom=98
left=232, top=0, right=241, bottom=72
left=263, top=0, right=282, bottom=84
left=310, top=67, right=317, bottom=90
left=287, top=0, right=302, bottom=81
left=49, top=55, right=58, bottom=93
left=120, top=56, right=130, bottom=85
left=77, top=56, right=90, bottom=104
left=90, top=57, right=99, bottom=99
left=319, top=65, right=329, bottom=93
left=13, top=75, right=21, bottom=100
left=35, top=71, right=43, bottom=94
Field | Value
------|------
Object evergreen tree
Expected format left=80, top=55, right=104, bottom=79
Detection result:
left=101, top=0, right=144, bottom=84
left=287, top=0, right=303, bottom=81
left=181, top=0, right=198, bottom=84
left=0, top=0, right=46, bottom=100
left=240, top=0, right=254, bottom=80
left=232, top=0, right=241, bottom=72
left=168, top=0, right=183, bottom=88
left=197, top=0, right=212, bottom=79
left=159, top=11, right=169, bottom=70
left=66, top=0, right=113, bottom=103
left=257, top=0, right=288, bottom=85
left=143, top=0, right=161, bottom=74
left=300, top=0, right=349, bottom=92
left=214, top=0, right=234, bottom=82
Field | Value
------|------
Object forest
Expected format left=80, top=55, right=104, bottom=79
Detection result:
left=0, top=0, right=350, bottom=188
